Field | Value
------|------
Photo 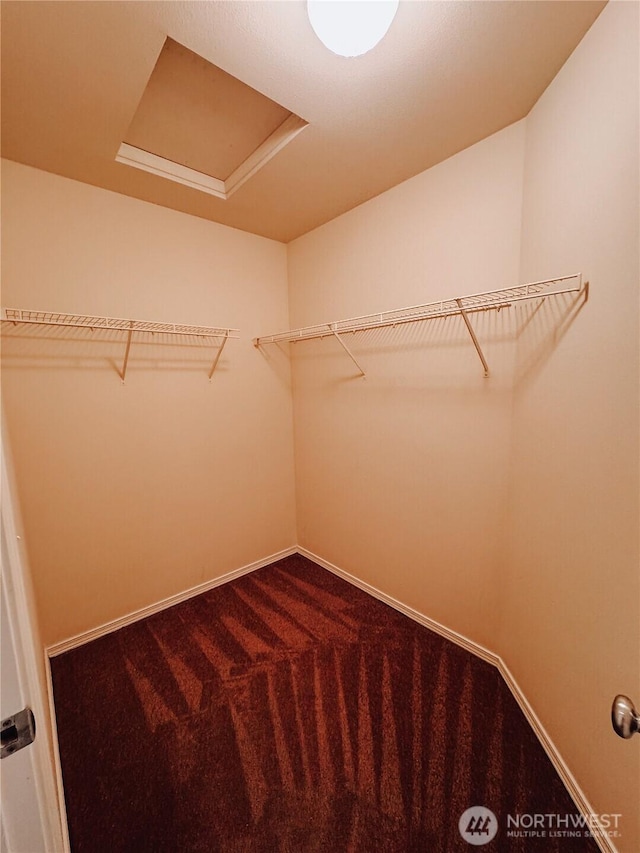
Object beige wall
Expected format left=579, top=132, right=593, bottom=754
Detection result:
left=1, top=161, right=297, bottom=647
left=288, top=1, right=639, bottom=845
left=288, top=120, right=526, bottom=652
left=501, top=2, right=639, bottom=849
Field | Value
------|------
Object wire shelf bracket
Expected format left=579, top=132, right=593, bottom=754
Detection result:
left=253, top=274, right=587, bottom=377
left=2, top=309, right=240, bottom=382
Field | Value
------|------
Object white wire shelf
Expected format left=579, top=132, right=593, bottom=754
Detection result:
left=2, top=308, right=239, bottom=382
left=254, top=274, right=587, bottom=378
left=2, top=309, right=238, bottom=338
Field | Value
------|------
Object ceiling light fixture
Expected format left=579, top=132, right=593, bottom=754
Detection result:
left=307, top=0, right=399, bottom=58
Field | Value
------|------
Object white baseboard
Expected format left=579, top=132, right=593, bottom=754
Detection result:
left=43, top=653, right=72, bottom=853
left=46, top=546, right=297, bottom=657
left=299, top=547, right=618, bottom=853
left=296, top=547, right=499, bottom=666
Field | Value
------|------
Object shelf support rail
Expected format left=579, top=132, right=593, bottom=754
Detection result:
left=208, top=335, right=228, bottom=381
left=455, top=299, right=490, bottom=377
left=120, top=321, right=135, bottom=382
left=330, top=324, right=366, bottom=376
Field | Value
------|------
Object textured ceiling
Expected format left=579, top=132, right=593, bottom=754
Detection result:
left=0, top=1, right=606, bottom=242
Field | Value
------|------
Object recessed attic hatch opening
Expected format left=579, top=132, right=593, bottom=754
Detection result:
left=116, top=38, right=308, bottom=200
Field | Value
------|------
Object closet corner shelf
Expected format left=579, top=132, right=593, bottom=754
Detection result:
left=1, top=308, right=239, bottom=382
left=254, top=273, right=587, bottom=378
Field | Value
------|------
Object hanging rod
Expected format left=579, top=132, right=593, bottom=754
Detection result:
left=253, top=273, right=586, bottom=377
left=2, top=308, right=239, bottom=382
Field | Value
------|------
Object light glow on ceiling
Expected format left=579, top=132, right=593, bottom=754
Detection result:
left=307, top=1, right=399, bottom=58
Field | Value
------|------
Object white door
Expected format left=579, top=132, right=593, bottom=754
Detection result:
left=1, top=425, right=67, bottom=852
left=1, top=572, right=46, bottom=852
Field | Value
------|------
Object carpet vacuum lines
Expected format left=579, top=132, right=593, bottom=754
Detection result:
left=50, top=554, right=600, bottom=852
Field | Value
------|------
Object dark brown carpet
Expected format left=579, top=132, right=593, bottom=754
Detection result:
left=51, top=554, right=599, bottom=852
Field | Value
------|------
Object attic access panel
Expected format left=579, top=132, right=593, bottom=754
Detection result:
left=116, top=38, right=308, bottom=200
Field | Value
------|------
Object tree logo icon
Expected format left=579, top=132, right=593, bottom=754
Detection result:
left=458, top=806, right=499, bottom=845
